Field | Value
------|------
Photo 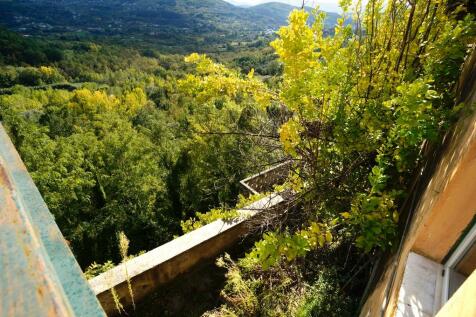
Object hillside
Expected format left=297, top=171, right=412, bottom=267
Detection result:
left=0, top=0, right=339, bottom=48
left=0, top=0, right=475, bottom=316
left=246, top=2, right=339, bottom=31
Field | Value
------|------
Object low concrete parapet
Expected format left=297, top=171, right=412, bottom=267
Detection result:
left=240, top=161, right=291, bottom=195
left=89, top=193, right=285, bottom=315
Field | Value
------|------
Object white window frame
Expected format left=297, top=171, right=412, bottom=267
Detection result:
left=440, top=221, right=476, bottom=308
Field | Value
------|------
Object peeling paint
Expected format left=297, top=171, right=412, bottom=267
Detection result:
left=0, top=124, right=106, bottom=317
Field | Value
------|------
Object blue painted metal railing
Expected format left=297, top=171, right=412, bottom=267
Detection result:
left=0, top=124, right=105, bottom=317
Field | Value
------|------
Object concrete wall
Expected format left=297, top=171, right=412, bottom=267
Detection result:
left=240, top=161, right=291, bottom=195
left=395, top=252, right=443, bottom=317
left=359, top=47, right=476, bottom=317
left=89, top=193, right=285, bottom=315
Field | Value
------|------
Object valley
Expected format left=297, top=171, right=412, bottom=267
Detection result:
left=0, top=0, right=339, bottom=52
left=0, top=1, right=474, bottom=316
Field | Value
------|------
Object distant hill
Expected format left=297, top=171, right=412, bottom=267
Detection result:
left=0, top=27, right=64, bottom=66
left=0, top=0, right=339, bottom=42
left=246, top=2, right=339, bottom=30
left=0, top=0, right=338, bottom=34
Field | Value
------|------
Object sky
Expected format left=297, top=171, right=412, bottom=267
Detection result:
left=223, top=0, right=341, bottom=13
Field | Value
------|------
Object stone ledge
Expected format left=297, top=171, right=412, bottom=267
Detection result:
left=89, top=193, right=285, bottom=314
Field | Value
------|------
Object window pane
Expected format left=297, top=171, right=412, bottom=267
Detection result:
left=448, top=241, right=476, bottom=299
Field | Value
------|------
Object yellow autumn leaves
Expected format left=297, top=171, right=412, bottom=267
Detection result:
left=70, top=87, right=147, bottom=115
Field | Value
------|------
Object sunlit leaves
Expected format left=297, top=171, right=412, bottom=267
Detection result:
left=180, top=53, right=271, bottom=109
left=248, top=222, right=334, bottom=269
left=348, top=191, right=400, bottom=252
left=383, top=78, right=444, bottom=172
left=279, top=118, right=302, bottom=156
left=249, top=1, right=474, bottom=268
left=0, top=87, right=170, bottom=266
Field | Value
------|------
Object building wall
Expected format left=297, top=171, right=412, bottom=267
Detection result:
left=435, top=270, right=476, bottom=317
left=360, top=47, right=476, bottom=317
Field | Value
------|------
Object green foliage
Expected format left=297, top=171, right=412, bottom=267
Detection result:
left=212, top=254, right=259, bottom=316
left=347, top=191, right=400, bottom=252
left=84, top=261, right=115, bottom=280
left=382, top=79, right=446, bottom=172
left=0, top=87, right=173, bottom=266
left=0, top=27, right=64, bottom=66
left=207, top=4, right=474, bottom=315
left=0, top=1, right=473, bottom=314
left=0, top=2, right=340, bottom=54
left=294, top=268, right=355, bottom=317
left=248, top=1, right=475, bottom=266
left=168, top=54, right=280, bottom=216
left=232, top=50, right=283, bottom=77
left=0, top=65, right=66, bottom=88
left=210, top=254, right=297, bottom=317
left=181, top=207, right=240, bottom=234
left=181, top=193, right=269, bottom=233
left=0, top=43, right=278, bottom=268
left=247, top=222, right=334, bottom=269
left=210, top=254, right=356, bottom=317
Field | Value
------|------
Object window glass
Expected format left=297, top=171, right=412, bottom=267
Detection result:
left=447, top=240, right=476, bottom=300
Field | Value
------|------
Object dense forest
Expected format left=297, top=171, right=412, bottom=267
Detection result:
left=0, top=26, right=285, bottom=267
left=0, top=0, right=339, bottom=52
left=0, top=0, right=475, bottom=316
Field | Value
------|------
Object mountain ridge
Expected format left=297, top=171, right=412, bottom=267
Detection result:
left=0, top=0, right=339, bottom=36
left=0, top=0, right=340, bottom=53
